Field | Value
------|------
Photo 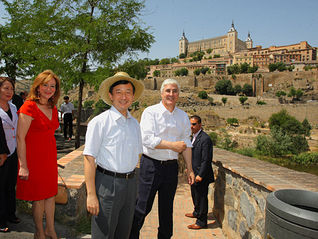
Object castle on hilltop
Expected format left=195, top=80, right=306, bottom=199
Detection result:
left=179, top=21, right=253, bottom=57
left=147, top=22, right=317, bottom=78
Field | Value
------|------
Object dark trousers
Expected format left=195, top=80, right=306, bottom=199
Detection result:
left=130, top=155, right=178, bottom=239
left=63, top=113, right=73, bottom=139
left=92, top=171, right=137, bottom=239
left=0, top=150, right=18, bottom=227
left=190, top=180, right=209, bottom=227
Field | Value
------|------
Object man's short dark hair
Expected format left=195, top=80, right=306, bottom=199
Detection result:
left=109, top=80, right=135, bottom=94
left=190, top=115, right=201, bottom=124
left=64, top=96, right=69, bottom=100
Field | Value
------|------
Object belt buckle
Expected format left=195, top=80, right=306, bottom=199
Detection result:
left=126, top=173, right=129, bottom=179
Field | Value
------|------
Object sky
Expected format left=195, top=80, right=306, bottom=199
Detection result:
left=1, top=0, right=318, bottom=61
left=137, top=0, right=318, bottom=60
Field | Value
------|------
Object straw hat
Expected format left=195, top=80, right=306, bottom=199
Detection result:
left=98, top=72, right=144, bottom=106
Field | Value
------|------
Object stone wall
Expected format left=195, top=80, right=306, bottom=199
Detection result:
left=208, top=148, right=318, bottom=239
left=212, top=163, right=269, bottom=239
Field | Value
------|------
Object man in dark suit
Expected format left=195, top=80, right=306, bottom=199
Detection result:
left=186, top=115, right=214, bottom=229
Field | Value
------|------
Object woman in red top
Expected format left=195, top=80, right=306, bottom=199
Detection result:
left=16, top=70, right=60, bottom=239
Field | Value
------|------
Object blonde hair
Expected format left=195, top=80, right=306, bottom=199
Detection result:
left=27, top=70, right=61, bottom=108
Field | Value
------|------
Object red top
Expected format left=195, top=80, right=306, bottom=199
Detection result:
left=16, top=100, right=59, bottom=201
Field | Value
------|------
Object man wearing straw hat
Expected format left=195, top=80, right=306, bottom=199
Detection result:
left=83, top=72, right=144, bottom=239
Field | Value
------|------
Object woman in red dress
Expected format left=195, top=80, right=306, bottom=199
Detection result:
left=16, top=70, right=60, bottom=239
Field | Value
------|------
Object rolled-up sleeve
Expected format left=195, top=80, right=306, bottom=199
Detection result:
left=140, top=109, right=161, bottom=149
left=83, top=118, right=103, bottom=158
left=182, top=115, right=192, bottom=148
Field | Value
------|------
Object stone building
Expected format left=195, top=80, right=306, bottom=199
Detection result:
left=179, top=21, right=253, bottom=57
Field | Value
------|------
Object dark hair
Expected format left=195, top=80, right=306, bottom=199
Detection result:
left=63, top=96, right=69, bottom=100
left=0, top=77, right=15, bottom=91
left=19, top=92, right=26, bottom=97
left=190, top=115, right=201, bottom=124
left=109, top=80, right=135, bottom=94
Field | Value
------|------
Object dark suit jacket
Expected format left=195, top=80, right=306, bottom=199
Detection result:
left=0, top=117, right=10, bottom=154
left=192, top=130, right=214, bottom=184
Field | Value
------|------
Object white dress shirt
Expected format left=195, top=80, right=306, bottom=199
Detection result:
left=0, top=102, right=18, bottom=156
left=192, top=129, right=202, bottom=144
left=140, top=101, right=192, bottom=161
left=83, top=106, right=142, bottom=173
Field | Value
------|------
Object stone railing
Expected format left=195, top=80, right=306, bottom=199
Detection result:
left=210, top=148, right=318, bottom=239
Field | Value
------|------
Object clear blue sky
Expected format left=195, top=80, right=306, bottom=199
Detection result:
left=1, top=0, right=318, bottom=61
left=138, top=0, right=318, bottom=60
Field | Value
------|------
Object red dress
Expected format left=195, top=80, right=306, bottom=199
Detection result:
left=16, top=100, right=59, bottom=201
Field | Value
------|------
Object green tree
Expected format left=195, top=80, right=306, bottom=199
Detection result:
left=179, top=53, right=186, bottom=59
left=302, top=118, right=312, bottom=137
left=206, top=48, right=212, bottom=54
left=2, top=0, right=154, bottom=147
left=242, top=83, right=253, bottom=96
left=215, top=79, right=233, bottom=95
left=233, top=84, right=242, bottom=95
left=198, top=91, right=208, bottom=99
left=240, top=63, right=249, bottom=73
left=193, top=69, right=201, bottom=76
left=153, top=70, right=160, bottom=77
left=248, top=65, right=258, bottom=73
left=268, top=63, right=277, bottom=72
left=200, top=67, right=209, bottom=75
left=159, top=58, right=170, bottom=65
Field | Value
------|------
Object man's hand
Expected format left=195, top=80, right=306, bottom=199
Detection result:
left=171, top=141, right=187, bottom=153
left=87, top=194, right=100, bottom=216
left=195, top=175, right=202, bottom=183
left=187, top=170, right=195, bottom=185
left=0, top=154, right=7, bottom=166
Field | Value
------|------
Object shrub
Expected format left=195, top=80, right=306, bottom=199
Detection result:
left=269, top=110, right=305, bottom=135
left=219, top=136, right=238, bottom=150
left=239, top=96, right=248, bottom=105
left=215, top=79, right=234, bottom=95
left=235, top=148, right=257, bottom=157
left=221, top=97, right=227, bottom=106
left=256, top=100, right=266, bottom=105
left=207, top=96, right=214, bottom=105
left=233, top=84, right=242, bottom=94
left=208, top=132, right=218, bottom=146
left=302, top=118, right=312, bottom=137
left=275, top=91, right=286, bottom=97
left=198, top=91, right=208, bottom=99
left=227, top=118, right=239, bottom=126
left=153, top=70, right=160, bottom=77
left=242, top=83, right=253, bottom=96
left=291, top=152, right=318, bottom=165
left=194, top=69, right=201, bottom=76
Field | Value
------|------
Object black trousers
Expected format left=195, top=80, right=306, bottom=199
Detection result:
left=130, top=155, right=178, bottom=239
left=190, top=180, right=209, bottom=227
left=0, top=150, right=18, bottom=227
left=63, top=113, right=73, bottom=139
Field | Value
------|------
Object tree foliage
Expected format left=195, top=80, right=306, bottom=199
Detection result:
left=242, top=83, right=253, bottom=96
left=1, top=0, right=154, bottom=147
left=215, top=79, right=234, bottom=95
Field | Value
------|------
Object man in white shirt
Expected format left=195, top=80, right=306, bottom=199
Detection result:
left=83, top=72, right=144, bottom=239
left=59, top=96, right=74, bottom=141
left=130, top=79, right=195, bottom=239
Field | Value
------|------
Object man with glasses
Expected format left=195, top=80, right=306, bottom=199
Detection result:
left=185, top=115, right=214, bottom=229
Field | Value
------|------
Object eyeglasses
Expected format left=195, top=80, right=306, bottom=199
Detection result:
left=191, top=123, right=197, bottom=126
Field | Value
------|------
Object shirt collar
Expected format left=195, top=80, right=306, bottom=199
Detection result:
left=110, top=105, right=132, bottom=120
left=193, top=129, right=202, bottom=139
left=159, top=101, right=177, bottom=115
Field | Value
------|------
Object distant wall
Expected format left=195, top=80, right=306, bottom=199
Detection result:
left=144, top=71, right=318, bottom=97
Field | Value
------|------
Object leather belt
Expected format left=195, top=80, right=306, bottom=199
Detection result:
left=142, top=154, right=177, bottom=165
left=97, top=165, right=135, bottom=179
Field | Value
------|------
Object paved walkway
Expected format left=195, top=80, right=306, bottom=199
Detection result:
left=1, top=133, right=224, bottom=239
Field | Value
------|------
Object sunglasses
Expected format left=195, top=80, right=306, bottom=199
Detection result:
left=191, top=123, right=197, bottom=126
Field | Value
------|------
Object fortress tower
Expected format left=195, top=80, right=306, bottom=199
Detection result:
left=227, top=21, right=238, bottom=54
left=179, top=31, right=188, bottom=56
left=245, top=32, right=253, bottom=49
